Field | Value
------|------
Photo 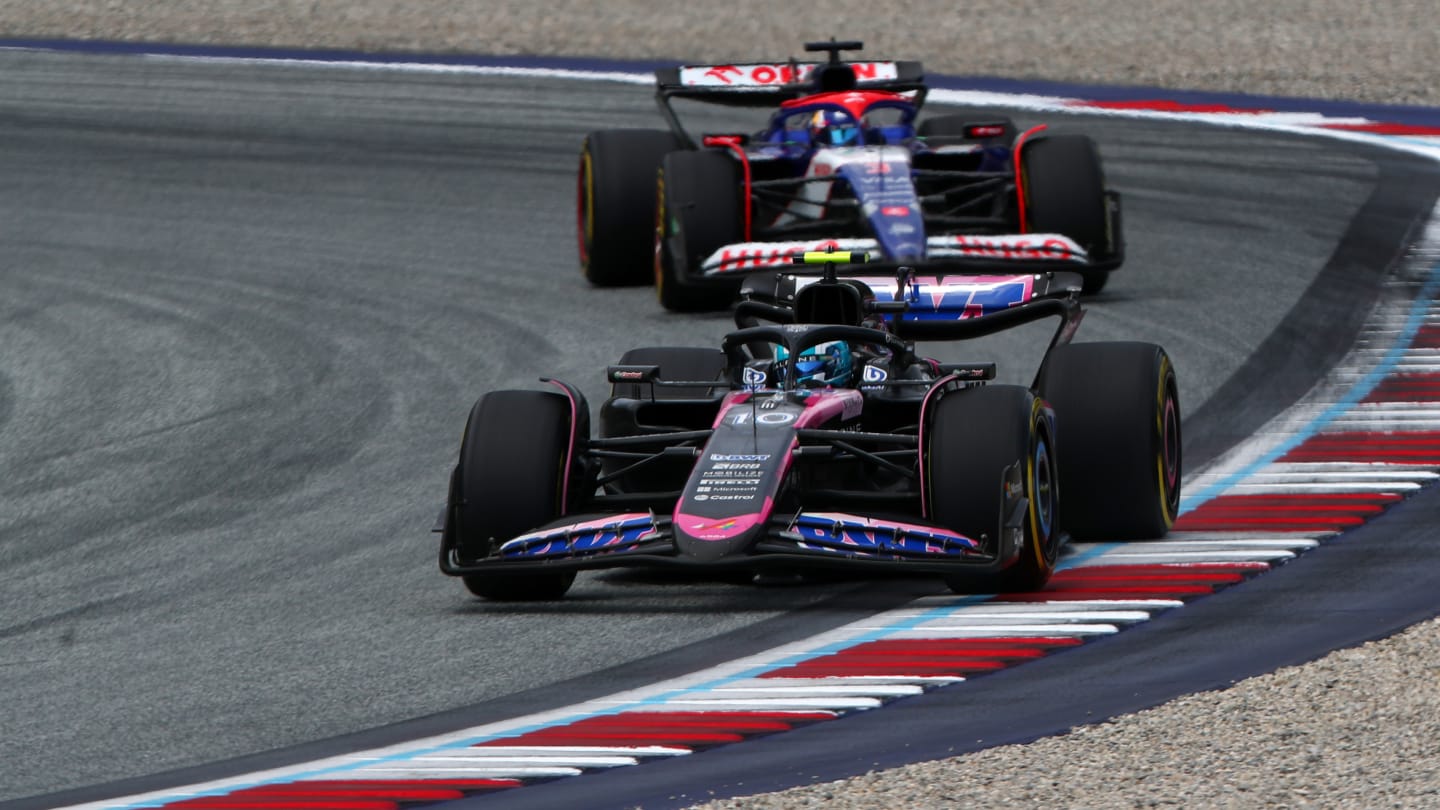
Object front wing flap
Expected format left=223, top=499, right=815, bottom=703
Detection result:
left=441, top=510, right=1000, bottom=576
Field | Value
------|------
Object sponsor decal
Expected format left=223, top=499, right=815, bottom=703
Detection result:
left=611, top=370, right=645, bottom=381
left=703, top=234, right=1084, bottom=275
left=881, top=205, right=910, bottom=216
left=695, top=448, right=769, bottom=504
left=727, top=410, right=796, bottom=425
left=689, top=517, right=742, bottom=530
left=862, top=365, right=889, bottom=384
left=713, top=240, right=840, bottom=272
left=705, top=238, right=865, bottom=273
left=742, top=366, right=767, bottom=388
left=702, top=65, right=744, bottom=84
left=679, top=62, right=899, bottom=87
left=934, top=234, right=1081, bottom=261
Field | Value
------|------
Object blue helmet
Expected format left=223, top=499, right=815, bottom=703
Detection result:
left=777, top=340, right=854, bottom=387
left=811, top=109, right=861, bottom=147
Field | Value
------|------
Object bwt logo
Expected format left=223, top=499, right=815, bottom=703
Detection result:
left=711, top=454, right=771, bottom=462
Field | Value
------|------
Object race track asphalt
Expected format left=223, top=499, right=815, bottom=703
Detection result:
left=0, top=48, right=1430, bottom=806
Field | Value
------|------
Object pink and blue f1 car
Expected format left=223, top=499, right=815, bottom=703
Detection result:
left=438, top=261, right=1180, bottom=600
left=576, top=39, right=1124, bottom=312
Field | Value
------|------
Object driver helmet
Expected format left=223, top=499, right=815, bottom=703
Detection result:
left=777, top=340, right=854, bottom=387
left=810, top=109, right=861, bottom=147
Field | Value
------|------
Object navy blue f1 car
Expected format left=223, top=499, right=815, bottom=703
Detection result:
left=577, top=39, right=1124, bottom=311
left=439, top=256, right=1180, bottom=600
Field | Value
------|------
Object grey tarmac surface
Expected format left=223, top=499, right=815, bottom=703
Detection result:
left=3, top=2, right=1440, bottom=808
left=0, top=47, right=1390, bottom=804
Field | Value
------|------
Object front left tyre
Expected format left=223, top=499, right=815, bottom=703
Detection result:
left=926, top=385, right=1061, bottom=594
left=452, top=389, right=578, bottom=600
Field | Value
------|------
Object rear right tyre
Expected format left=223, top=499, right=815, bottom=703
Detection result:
left=655, top=149, right=744, bottom=312
left=1039, top=341, right=1181, bottom=541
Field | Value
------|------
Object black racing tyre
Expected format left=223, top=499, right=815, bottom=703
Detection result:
left=577, top=129, right=681, bottom=287
left=655, top=149, right=744, bottom=312
left=918, top=113, right=1016, bottom=144
left=1039, top=342, right=1181, bottom=541
left=610, top=346, right=728, bottom=400
left=1021, top=134, right=1113, bottom=294
left=453, top=389, right=578, bottom=600
left=927, top=385, right=1060, bottom=594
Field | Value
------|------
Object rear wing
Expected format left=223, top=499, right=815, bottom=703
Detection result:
left=655, top=60, right=926, bottom=105
left=738, top=265, right=1087, bottom=345
left=653, top=39, right=926, bottom=147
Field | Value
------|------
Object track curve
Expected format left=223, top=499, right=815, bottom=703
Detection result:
left=0, top=49, right=1428, bottom=806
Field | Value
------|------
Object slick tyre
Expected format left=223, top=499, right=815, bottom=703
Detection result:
left=1021, top=134, right=1113, bottom=294
left=453, top=389, right=577, bottom=600
left=1040, top=342, right=1181, bottom=541
left=655, top=149, right=744, bottom=312
left=578, top=129, right=681, bottom=286
left=927, top=385, right=1060, bottom=594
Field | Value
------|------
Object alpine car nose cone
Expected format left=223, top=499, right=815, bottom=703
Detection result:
left=671, top=394, right=806, bottom=561
left=672, top=441, right=791, bottom=561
